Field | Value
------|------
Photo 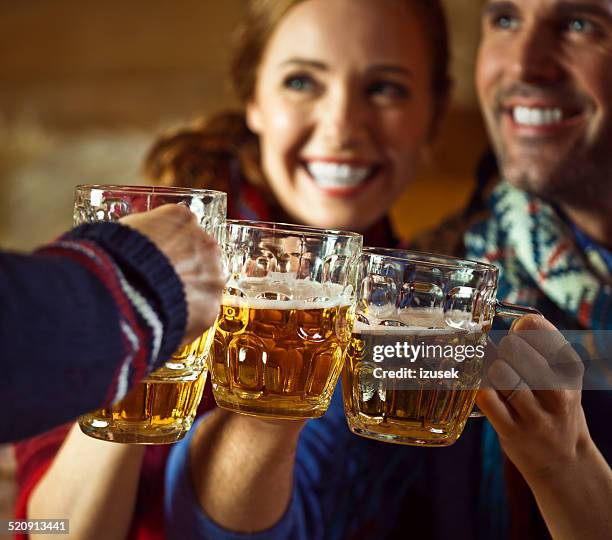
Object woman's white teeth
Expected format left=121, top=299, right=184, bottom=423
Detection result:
left=306, top=162, right=371, bottom=188
left=513, top=106, right=564, bottom=126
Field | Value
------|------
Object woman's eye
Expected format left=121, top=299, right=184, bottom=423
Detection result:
left=492, top=14, right=520, bottom=30
left=367, top=81, right=410, bottom=101
left=283, top=74, right=317, bottom=93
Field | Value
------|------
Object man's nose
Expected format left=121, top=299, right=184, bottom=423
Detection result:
left=318, top=86, right=368, bottom=149
left=510, top=25, right=565, bottom=84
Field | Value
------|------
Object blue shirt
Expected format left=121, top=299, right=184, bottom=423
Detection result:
left=164, top=387, right=485, bottom=540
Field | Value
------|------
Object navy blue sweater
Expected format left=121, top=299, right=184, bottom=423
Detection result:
left=0, top=222, right=186, bottom=442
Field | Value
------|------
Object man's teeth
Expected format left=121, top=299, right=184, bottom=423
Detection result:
left=306, top=162, right=371, bottom=188
left=512, top=106, right=564, bottom=126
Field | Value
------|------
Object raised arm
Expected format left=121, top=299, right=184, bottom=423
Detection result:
left=477, top=315, right=612, bottom=540
left=1, top=204, right=223, bottom=442
left=164, top=388, right=426, bottom=540
left=169, top=409, right=305, bottom=538
left=27, top=424, right=145, bottom=540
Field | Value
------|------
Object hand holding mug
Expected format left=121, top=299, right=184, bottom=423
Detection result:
left=121, top=204, right=225, bottom=345
left=477, top=315, right=588, bottom=481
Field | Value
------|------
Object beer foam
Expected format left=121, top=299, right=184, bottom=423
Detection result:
left=354, top=308, right=483, bottom=336
left=222, top=276, right=352, bottom=310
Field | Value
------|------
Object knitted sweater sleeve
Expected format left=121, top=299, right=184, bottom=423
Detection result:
left=0, top=221, right=187, bottom=443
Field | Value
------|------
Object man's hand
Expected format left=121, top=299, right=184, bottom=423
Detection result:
left=478, top=315, right=588, bottom=481
left=121, top=204, right=225, bottom=344
left=478, top=317, right=612, bottom=540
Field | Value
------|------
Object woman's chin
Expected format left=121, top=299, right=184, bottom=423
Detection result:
left=279, top=179, right=389, bottom=231
left=292, top=206, right=378, bottom=232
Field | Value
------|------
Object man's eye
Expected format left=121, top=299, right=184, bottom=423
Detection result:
left=283, top=75, right=317, bottom=92
left=565, top=18, right=597, bottom=34
left=367, top=81, right=410, bottom=100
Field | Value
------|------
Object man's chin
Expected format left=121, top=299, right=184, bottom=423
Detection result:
left=504, top=170, right=551, bottom=196
left=501, top=163, right=590, bottom=208
left=498, top=151, right=568, bottom=196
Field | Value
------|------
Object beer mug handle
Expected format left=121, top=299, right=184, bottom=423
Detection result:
left=470, top=300, right=543, bottom=418
left=494, top=300, right=543, bottom=319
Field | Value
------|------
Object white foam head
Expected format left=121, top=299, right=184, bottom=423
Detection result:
left=222, top=276, right=352, bottom=310
left=354, top=308, right=483, bottom=335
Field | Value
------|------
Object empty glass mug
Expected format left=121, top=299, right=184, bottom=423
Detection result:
left=208, top=220, right=362, bottom=419
left=74, top=184, right=226, bottom=444
left=342, top=248, right=540, bottom=447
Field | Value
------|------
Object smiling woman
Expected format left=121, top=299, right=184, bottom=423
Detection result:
left=145, top=0, right=451, bottom=233
left=15, top=2, right=452, bottom=540
left=242, top=0, right=439, bottom=230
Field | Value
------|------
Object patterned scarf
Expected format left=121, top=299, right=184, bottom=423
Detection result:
left=464, top=180, right=612, bottom=540
left=465, top=181, right=611, bottom=330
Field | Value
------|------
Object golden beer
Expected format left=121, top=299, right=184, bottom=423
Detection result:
left=209, top=298, right=353, bottom=419
left=78, top=329, right=213, bottom=444
left=73, top=185, right=227, bottom=444
left=345, top=247, right=539, bottom=446
left=214, top=220, right=362, bottom=419
left=342, top=323, right=486, bottom=446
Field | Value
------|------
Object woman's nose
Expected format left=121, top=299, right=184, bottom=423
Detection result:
left=317, top=85, right=369, bottom=149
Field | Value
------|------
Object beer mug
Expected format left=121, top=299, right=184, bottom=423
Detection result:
left=342, top=248, right=539, bottom=447
left=208, top=221, right=362, bottom=419
left=74, top=185, right=226, bottom=444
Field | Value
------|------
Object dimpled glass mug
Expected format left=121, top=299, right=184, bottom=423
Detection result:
left=207, top=221, right=362, bottom=419
left=74, top=185, right=226, bottom=444
left=342, top=248, right=540, bottom=447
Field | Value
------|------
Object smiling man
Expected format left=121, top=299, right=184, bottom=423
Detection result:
left=478, top=0, right=612, bottom=249
left=429, top=1, right=612, bottom=537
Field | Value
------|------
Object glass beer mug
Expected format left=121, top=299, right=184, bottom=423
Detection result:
left=342, top=248, right=540, bottom=447
left=74, top=185, right=226, bottom=444
left=207, top=220, right=362, bottom=419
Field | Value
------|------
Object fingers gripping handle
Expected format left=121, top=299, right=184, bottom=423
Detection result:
left=470, top=301, right=543, bottom=418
